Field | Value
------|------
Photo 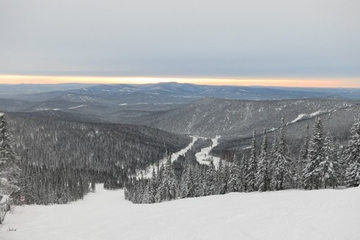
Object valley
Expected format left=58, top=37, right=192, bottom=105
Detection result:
left=1, top=82, right=360, bottom=240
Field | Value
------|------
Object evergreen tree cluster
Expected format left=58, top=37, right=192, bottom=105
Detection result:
left=14, top=164, right=94, bottom=205
left=126, top=118, right=360, bottom=204
left=0, top=114, right=21, bottom=196
left=5, top=112, right=190, bottom=205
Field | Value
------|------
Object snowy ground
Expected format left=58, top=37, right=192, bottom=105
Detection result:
left=137, top=135, right=222, bottom=178
left=195, top=135, right=221, bottom=168
left=1, top=185, right=360, bottom=240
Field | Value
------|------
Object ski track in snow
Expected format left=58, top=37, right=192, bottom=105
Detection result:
left=68, top=105, right=86, bottom=110
left=195, top=135, right=221, bottom=168
left=1, top=184, right=360, bottom=240
left=290, top=110, right=324, bottom=124
left=137, top=136, right=197, bottom=178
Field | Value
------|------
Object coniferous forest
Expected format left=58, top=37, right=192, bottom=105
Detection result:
left=1, top=112, right=190, bottom=205
left=0, top=110, right=360, bottom=206
left=125, top=117, right=360, bottom=204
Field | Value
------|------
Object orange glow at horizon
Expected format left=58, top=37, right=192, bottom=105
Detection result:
left=0, top=75, right=359, bottom=88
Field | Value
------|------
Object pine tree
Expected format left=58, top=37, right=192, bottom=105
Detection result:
left=159, top=157, right=177, bottom=201
left=179, top=160, right=192, bottom=198
left=0, top=114, right=21, bottom=195
left=239, top=154, right=248, bottom=192
left=319, top=133, right=341, bottom=188
left=256, top=129, right=270, bottom=192
left=204, top=161, right=216, bottom=195
left=269, top=132, right=278, bottom=191
left=271, top=118, right=292, bottom=190
left=303, top=118, right=324, bottom=190
left=295, top=124, right=310, bottom=188
left=227, top=154, right=241, bottom=193
left=345, top=120, right=360, bottom=187
left=246, top=130, right=257, bottom=191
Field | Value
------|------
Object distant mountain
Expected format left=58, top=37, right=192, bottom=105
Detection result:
left=0, top=82, right=359, bottom=124
left=0, top=83, right=95, bottom=97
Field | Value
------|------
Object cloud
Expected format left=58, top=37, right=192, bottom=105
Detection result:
left=0, top=0, right=359, bottom=78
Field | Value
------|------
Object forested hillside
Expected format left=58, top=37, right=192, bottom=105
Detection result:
left=132, top=98, right=358, bottom=137
left=4, top=112, right=190, bottom=204
left=126, top=117, right=360, bottom=204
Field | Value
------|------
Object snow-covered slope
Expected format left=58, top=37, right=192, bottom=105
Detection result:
left=1, top=185, right=359, bottom=240
left=195, top=135, right=221, bottom=167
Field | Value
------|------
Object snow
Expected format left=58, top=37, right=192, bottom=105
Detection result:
left=290, top=111, right=325, bottom=124
left=291, top=114, right=308, bottom=123
left=1, top=185, right=360, bottom=240
left=0, top=194, right=9, bottom=204
left=68, top=105, right=86, bottom=110
left=195, top=135, right=221, bottom=168
left=310, top=110, right=323, bottom=117
left=137, top=136, right=197, bottom=178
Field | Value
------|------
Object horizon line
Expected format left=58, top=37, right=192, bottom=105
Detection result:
left=1, top=75, right=360, bottom=89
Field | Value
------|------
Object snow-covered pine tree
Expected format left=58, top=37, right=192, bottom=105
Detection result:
left=239, top=154, right=248, bottom=192
left=319, top=133, right=341, bottom=188
left=154, top=164, right=165, bottom=202
left=204, top=160, right=216, bottom=195
left=295, top=124, right=310, bottom=188
left=194, top=165, right=205, bottom=197
left=215, top=158, right=224, bottom=194
left=159, top=156, right=177, bottom=201
left=303, top=117, right=324, bottom=190
left=0, top=113, right=21, bottom=195
left=255, top=129, right=270, bottom=192
left=246, top=130, right=257, bottom=192
left=227, top=154, right=241, bottom=193
left=271, top=118, right=292, bottom=190
left=345, top=120, right=360, bottom=187
left=269, top=131, right=278, bottom=191
left=335, top=141, right=346, bottom=186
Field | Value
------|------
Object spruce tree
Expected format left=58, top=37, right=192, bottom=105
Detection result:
left=303, top=118, right=324, bottom=190
left=256, top=129, right=270, bottom=192
left=159, top=157, right=177, bottom=201
left=204, top=161, right=216, bottom=195
left=227, top=154, right=241, bottom=193
left=246, top=130, right=257, bottom=191
left=319, top=133, right=341, bottom=188
left=0, top=114, right=21, bottom=195
left=239, top=154, right=248, bottom=192
left=345, top=120, right=360, bottom=187
left=271, top=118, right=292, bottom=190
left=295, top=124, right=310, bottom=188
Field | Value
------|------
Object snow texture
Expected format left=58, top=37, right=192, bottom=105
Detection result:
left=195, top=135, right=221, bottom=168
left=68, top=105, right=86, bottom=110
left=290, top=111, right=324, bottom=124
left=1, top=185, right=360, bottom=240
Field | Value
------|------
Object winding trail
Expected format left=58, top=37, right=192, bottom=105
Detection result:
left=137, top=136, right=197, bottom=178
left=195, top=135, right=221, bottom=168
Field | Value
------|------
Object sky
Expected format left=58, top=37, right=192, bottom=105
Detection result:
left=1, top=0, right=359, bottom=87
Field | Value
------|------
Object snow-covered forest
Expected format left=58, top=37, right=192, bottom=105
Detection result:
left=0, top=90, right=359, bottom=240
left=125, top=118, right=360, bottom=203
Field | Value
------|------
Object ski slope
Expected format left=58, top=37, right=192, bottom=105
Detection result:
left=195, top=135, right=221, bottom=168
left=137, top=136, right=197, bottom=178
left=1, top=185, right=360, bottom=240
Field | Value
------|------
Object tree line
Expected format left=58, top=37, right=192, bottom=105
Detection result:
left=125, top=118, right=360, bottom=204
left=1, top=112, right=189, bottom=205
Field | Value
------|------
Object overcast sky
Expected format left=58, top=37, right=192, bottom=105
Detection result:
left=1, top=0, right=359, bottom=84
